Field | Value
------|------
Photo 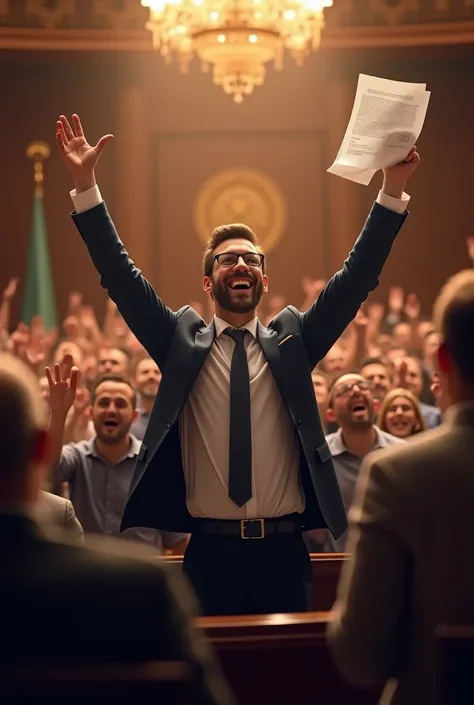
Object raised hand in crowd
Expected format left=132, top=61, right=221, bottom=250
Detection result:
left=46, top=354, right=79, bottom=415
left=56, top=114, right=114, bottom=193
left=45, top=354, right=80, bottom=464
left=63, top=383, right=93, bottom=444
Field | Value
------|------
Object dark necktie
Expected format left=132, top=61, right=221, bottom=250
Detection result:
left=224, top=328, right=252, bottom=507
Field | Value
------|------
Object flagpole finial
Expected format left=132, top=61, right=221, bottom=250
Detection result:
left=26, top=141, right=50, bottom=198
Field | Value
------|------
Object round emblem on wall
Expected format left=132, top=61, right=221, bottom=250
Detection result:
left=193, top=168, right=287, bottom=253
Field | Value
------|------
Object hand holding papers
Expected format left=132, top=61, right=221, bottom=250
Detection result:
left=328, top=74, right=430, bottom=185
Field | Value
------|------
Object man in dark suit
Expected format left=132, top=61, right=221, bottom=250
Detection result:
left=0, top=353, right=233, bottom=705
left=56, top=113, right=420, bottom=616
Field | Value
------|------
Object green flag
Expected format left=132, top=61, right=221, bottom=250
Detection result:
left=21, top=191, right=57, bottom=329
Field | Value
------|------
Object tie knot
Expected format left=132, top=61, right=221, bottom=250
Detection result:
left=224, top=328, right=248, bottom=345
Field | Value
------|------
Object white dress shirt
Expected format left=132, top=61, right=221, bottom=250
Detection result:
left=71, top=185, right=409, bottom=520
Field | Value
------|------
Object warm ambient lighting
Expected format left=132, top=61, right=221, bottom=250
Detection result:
left=141, top=0, right=333, bottom=103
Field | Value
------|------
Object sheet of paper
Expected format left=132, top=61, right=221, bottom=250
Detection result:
left=327, top=74, right=431, bottom=185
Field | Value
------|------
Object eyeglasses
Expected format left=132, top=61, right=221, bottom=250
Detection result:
left=213, top=252, right=265, bottom=269
left=334, top=380, right=370, bottom=398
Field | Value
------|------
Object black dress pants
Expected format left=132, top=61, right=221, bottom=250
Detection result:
left=182, top=531, right=312, bottom=616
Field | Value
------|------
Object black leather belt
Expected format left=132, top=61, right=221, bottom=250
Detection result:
left=195, top=516, right=301, bottom=540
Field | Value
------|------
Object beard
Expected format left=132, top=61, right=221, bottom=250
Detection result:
left=211, top=274, right=264, bottom=314
left=338, top=405, right=377, bottom=430
left=96, top=424, right=130, bottom=445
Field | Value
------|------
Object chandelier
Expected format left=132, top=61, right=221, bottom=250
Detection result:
left=141, top=0, right=333, bottom=103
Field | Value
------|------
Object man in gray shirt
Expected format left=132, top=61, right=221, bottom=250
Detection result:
left=46, top=360, right=188, bottom=553
left=325, top=373, right=405, bottom=552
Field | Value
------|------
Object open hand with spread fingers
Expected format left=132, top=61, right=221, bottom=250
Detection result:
left=56, top=114, right=114, bottom=193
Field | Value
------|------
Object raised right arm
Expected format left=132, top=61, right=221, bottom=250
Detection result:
left=56, top=114, right=177, bottom=367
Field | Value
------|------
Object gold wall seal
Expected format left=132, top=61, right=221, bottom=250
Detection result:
left=193, top=168, right=287, bottom=253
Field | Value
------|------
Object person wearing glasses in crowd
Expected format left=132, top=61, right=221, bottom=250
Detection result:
left=323, top=374, right=406, bottom=552
left=56, top=112, right=420, bottom=616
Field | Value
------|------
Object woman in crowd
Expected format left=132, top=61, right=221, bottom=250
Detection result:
left=378, top=387, right=426, bottom=439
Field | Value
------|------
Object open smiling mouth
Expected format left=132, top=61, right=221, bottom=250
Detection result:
left=228, top=279, right=253, bottom=291
left=103, top=420, right=119, bottom=429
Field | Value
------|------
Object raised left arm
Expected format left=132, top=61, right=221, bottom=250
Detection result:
left=299, top=149, right=420, bottom=368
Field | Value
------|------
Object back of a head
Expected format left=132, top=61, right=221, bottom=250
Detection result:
left=433, top=270, right=474, bottom=385
left=0, top=353, right=47, bottom=482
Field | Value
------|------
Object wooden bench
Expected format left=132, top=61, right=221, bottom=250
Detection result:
left=162, top=553, right=348, bottom=612
left=197, top=611, right=380, bottom=705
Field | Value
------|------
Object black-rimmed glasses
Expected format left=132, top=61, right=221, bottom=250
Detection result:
left=334, top=380, right=371, bottom=398
left=213, top=252, right=265, bottom=268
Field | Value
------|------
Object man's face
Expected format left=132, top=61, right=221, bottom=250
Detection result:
left=312, top=372, right=329, bottom=408
left=90, top=381, right=136, bottom=445
left=393, top=322, right=411, bottom=347
left=203, top=239, right=268, bottom=315
left=402, top=357, right=423, bottom=397
left=329, top=374, right=377, bottom=430
left=135, top=358, right=161, bottom=400
left=360, top=362, right=392, bottom=401
left=324, top=344, right=348, bottom=375
left=97, top=348, right=128, bottom=375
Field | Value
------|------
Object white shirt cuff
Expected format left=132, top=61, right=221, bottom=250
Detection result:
left=376, top=190, right=410, bottom=215
left=70, top=185, right=103, bottom=214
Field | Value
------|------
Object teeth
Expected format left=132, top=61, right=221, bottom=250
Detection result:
left=229, top=280, right=251, bottom=289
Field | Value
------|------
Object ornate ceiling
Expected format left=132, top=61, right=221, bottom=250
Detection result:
left=0, top=0, right=473, bottom=49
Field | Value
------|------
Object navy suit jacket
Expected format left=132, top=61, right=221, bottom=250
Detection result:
left=72, top=201, right=407, bottom=538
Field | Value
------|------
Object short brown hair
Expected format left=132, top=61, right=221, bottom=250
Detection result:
left=91, top=373, right=137, bottom=409
left=433, top=269, right=474, bottom=384
left=202, top=223, right=265, bottom=278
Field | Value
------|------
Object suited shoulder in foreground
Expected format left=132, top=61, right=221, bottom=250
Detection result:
left=328, top=269, right=474, bottom=705
left=57, top=112, right=419, bottom=616
left=35, top=490, right=84, bottom=544
left=0, top=353, right=234, bottom=705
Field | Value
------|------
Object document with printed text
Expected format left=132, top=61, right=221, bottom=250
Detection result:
left=328, top=74, right=431, bottom=185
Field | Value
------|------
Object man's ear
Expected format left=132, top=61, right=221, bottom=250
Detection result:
left=326, top=407, right=336, bottom=424
left=263, top=274, right=269, bottom=294
left=203, top=276, right=213, bottom=296
left=373, top=398, right=381, bottom=415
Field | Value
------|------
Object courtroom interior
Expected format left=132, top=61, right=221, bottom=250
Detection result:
left=2, top=1, right=474, bottom=704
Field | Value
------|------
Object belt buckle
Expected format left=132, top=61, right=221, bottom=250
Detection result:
left=240, top=518, right=265, bottom=539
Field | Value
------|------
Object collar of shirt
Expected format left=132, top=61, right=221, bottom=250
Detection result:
left=214, top=315, right=258, bottom=339
left=327, top=426, right=396, bottom=457
left=83, top=434, right=141, bottom=459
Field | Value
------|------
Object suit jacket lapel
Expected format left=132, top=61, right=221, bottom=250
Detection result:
left=145, top=316, right=215, bottom=441
left=257, top=321, right=290, bottom=402
left=192, top=320, right=216, bottom=378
